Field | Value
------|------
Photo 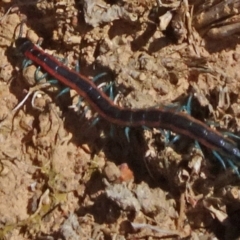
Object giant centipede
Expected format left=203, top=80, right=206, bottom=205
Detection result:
left=15, top=37, right=240, bottom=162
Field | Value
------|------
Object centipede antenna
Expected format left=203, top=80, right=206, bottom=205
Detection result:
left=17, top=20, right=26, bottom=39
left=13, top=91, right=32, bottom=112
left=12, top=20, right=27, bottom=48
left=12, top=83, right=51, bottom=113
left=124, top=127, right=130, bottom=142
left=212, top=151, right=227, bottom=170
left=0, top=5, right=15, bottom=22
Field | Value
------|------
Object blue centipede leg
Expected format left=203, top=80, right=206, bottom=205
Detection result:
left=47, top=79, right=59, bottom=85
left=79, top=106, right=90, bottom=120
left=74, top=61, right=107, bottom=82
left=84, top=116, right=100, bottom=132
left=159, top=96, right=194, bottom=147
left=194, top=140, right=202, bottom=151
left=90, top=117, right=100, bottom=127
left=186, top=95, right=193, bottom=114
left=212, top=150, right=227, bottom=170
left=108, top=82, right=114, bottom=100
left=83, top=116, right=100, bottom=133
left=225, top=158, right=240, bottom=176
left=222, top=132, right=240, bottom=140
left=76, top=96, right=84, bottom=109
left=93, top=72, right=107, bottom=82
left=102, top=82, right=115, bottom=100
left=75, top=60, right=80, bottom=73
left=22, top=59, right=33, bottom=68
left=56, top=87, right=70, bottom=98
left=170, top=135, right=181, bottom=145
left=181, top=95, right=193, bottom=114
left=93, top=72, right=115, bottom=100
left=159, top=129, right=170, bottom=145
left=168, top=96, right=194, bottom=144
left=124, top=127, right=131, bottom=142
left=62, top=58, right=68, bottom=65
left=194, top=140, right=205, bottom=156
left=35, top=66, right=48, bottom=82
left=162, top=130, right=180, bottom=146
left=93, top=73, right=115, bottom=100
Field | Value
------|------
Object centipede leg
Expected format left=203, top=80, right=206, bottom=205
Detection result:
left=79, top=106, right=90, bottom=120
left=222, top=132, right=240, bottom=140
left=90, top=117, right=100, bottom=127
left=124, top=127, right=131, bottom=142
left=170, top=135, right=181, bottom=145
left=142, top=126, right=151, bottom=131
left=159, top=96, right=194, bottom=146
left=183, top=95, right=193, bottom=115
left=47, top=80, right=59, bottom=85
left=93, top=72, right=107, bottom=82
left=22, top=58, right=33, bottom=68
left=159, top=129, right=170, bottom=146
left=212, top=151, right=227, bottom=170
left=107, top=82, right=115, bottom=100
left=35, top=66, right=48, bottom=82
left=194, top=140, right=202, bottom=151
left=225, top=158, right=240, bottom=176
left=159, top=129, right=181, bottom=147
left=56, top=87, right=70, bottom=98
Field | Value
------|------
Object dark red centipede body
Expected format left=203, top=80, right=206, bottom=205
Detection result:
left=15, top=37, right=240, bottom=160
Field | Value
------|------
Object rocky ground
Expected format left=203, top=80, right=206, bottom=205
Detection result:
left=0, top=0, right=240, bottom=239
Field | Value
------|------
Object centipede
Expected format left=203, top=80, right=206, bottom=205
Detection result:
left=15, top=37, right=240, bottom=167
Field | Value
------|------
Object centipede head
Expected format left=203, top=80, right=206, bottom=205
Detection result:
left=15, top=37, right=33, bottom=54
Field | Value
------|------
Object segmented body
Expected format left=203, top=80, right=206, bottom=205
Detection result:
left=15, top=38, right=240, bottom=160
